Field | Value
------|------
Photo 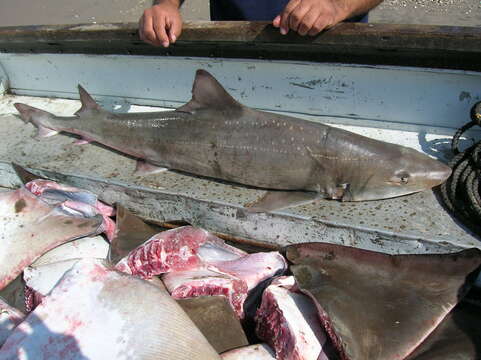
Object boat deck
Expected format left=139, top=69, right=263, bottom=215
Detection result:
left=0, top=52, right=480, bottom=254
left=1, top=20, right=480, bottom=254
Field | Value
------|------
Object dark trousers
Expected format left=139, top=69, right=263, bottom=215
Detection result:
left=210, top=0, right=368, bottom=22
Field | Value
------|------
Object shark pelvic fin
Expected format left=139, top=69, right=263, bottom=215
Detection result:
left=244, top=190, right=321, bottom=213
left=134, top=160, right=169, bottom=176
left=75, top=85, right=102, bottom=116
left=177, top=69, right=242, bottom=113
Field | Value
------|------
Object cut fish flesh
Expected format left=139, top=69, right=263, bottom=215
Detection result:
left=256, top=276, right=332, bottom=360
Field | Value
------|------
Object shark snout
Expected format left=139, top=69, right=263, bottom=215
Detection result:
left=431, top=162, right=452, bottom=186
left=425, top=160, right=452, bottom=187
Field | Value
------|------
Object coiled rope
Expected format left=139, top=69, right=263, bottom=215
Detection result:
left=440, top=102, right=481, bottom=235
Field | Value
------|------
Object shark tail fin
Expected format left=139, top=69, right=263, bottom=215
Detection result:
left=14, top=103, right=59, bottom=139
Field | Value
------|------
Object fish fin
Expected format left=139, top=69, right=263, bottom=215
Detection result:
left=134, top=160, right=169, bottom=176
left=15, top=103, right=60, bottom=139
left=11, top=163, right=45, bottom=184
left=108, top=204, right=159, bottom=264
left=14, top=103, right=52, bottom=123
left=73, top=138, right=92, bottom=145
left=75, top=85, right=102, bottom=116
left=34, top=126, right=59, bottom=139
left=176, top=69, right=242, bottom=113
left=244, top=190, right=321, bottom=212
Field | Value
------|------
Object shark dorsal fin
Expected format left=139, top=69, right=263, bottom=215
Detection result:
left=75, top=85, right=102, bottom=116
left=177, top=70, right=241, bottom=113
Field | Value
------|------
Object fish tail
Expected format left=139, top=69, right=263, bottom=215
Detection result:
left=14, top=103, right=60, bottom=139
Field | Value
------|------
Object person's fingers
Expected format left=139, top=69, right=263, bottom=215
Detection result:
left=279, top=0, right=301, bottom=35
left=297, top=10, right=319, bottom=36
left=307, top=15, right=329, bottom=36
left=288, top=4, right=311, bottom=33
left=153, top=16, right=170, bottom=47
left=168, top=16, right=182, bottom=43
left=140, top=11, right=158, bottom=45
left=272, top=15, right=281, bottom=28
left=138, top=16, right=145, bottom=41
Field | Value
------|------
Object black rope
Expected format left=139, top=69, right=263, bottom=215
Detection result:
left=440, top=102, right=481, bottom=235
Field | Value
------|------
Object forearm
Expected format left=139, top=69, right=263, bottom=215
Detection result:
left=337, top=0, right=383, bottom=20
left=153, top=0, right=183, bottom=6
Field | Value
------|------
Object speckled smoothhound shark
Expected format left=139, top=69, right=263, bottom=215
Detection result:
left=14, top=70, right=451, bottom=212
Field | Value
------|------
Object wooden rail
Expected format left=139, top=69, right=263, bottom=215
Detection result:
left=0, top=22, right=480, bottom=70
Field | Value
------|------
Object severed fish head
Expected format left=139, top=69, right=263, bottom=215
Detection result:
left=343, top=145, right=452, bottom=201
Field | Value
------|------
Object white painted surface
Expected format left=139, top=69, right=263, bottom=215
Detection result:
left=1, top=54, right=480, bottom=134
left=0, top=61, right=7, bottom=96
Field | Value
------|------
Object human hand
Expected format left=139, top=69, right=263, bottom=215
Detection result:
left=139, top=0, right=182, bottom=47
left=273, top=0, right=347, bottom=36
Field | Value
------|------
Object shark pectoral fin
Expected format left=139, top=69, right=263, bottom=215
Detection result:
left=244, top=190, right=321, bottom=213
left=134, top=160, right=169, bottom=176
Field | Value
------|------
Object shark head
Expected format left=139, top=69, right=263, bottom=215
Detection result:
left=343, top=145, right=452, bottom=201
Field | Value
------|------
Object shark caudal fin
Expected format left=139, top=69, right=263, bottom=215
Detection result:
left=14, top=103, right=59, bottom=139
left=177, top=69, right=242, bottom=113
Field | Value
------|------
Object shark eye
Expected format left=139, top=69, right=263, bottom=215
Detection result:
left=396, top=172, right=410, bottom=184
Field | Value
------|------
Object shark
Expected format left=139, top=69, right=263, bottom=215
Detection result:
left=14, top=69, right=451, bottom=212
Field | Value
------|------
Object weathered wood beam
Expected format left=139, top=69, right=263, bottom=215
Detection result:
left=0, top=22, right=479, bottom=70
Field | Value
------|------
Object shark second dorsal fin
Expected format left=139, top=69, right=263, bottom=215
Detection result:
left=75, top=85, right=102, bottom=116
left=177, top=70, right=242, bottom=113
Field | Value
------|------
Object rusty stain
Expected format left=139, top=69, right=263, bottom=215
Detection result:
left=14, top=199, right=26, bottom=213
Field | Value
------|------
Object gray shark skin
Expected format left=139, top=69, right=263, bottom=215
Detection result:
left=286, top=243, right=481, bottom=360
left=405, top=302, right=481, bottom=360
left=14, top=70, right=451, bottom=211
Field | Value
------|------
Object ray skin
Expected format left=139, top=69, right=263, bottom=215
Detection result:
left=176, top=296, right=249, bottom=353
left=286, top=243, right=481, bottom=360
left=14, top=70, right=451, bottom=212
left=0, top=187, right=102, bottom=291
left=0, top=259, right=221, bottom=359
left=405, top=302, right=481, bottom=360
